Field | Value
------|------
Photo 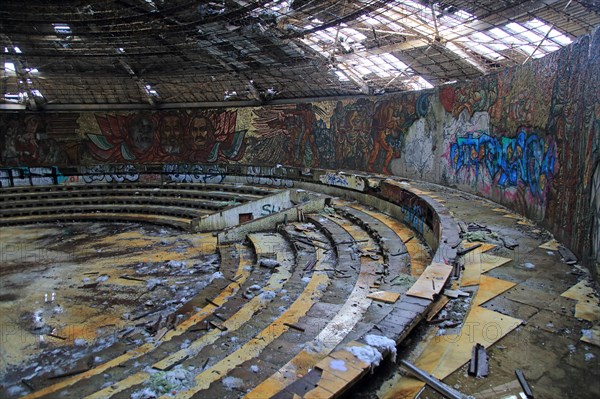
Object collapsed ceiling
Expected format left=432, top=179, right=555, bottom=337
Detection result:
left=1, top=0, right=599, bottom=109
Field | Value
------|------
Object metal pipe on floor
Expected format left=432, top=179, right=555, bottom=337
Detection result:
left=400, top=359, right=475, bottom=399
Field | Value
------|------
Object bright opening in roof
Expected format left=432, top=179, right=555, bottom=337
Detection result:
left=53, top=24, right=72, bottom=34
left=4, top=62, right=16, bottom=75
left=145, top=84, right=159, bottom=96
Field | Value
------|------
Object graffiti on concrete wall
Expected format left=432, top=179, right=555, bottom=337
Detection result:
left=591, top=163, right=600, bottom=266
left=0, top=166, right=64, bottom=187
left=80, top=164, right=139, bottom=183
left=318, top=172, right=366, bottom=191
left=87, top=111, right=247, bottom=164
left=448, top=128, right=557, bottom=202
left=246, top=165, right=294, bottom=187
left=401, top=202, right=425, bottom=235
left=163, top=164, right=225, bottom=184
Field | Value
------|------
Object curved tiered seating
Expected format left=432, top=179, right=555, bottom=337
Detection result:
left=3, top=172, right=465, bottom=399
left=0, top=183, right=279, bottom=229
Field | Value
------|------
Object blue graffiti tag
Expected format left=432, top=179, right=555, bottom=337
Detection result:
left=449, top=128, right=556, bottom=200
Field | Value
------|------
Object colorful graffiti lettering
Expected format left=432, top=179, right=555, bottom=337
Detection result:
left=449, top=128, right=556, bottom=201
left=401, top=203, right=425, bottom=235
left=88, top=111, right=246, bottom=164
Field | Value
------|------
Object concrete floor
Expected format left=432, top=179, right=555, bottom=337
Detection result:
left=0, top=222, right=221, bottom=396
left=350, top=182, right=600, bottom=399
left=0, top=182, right=598, bottom=399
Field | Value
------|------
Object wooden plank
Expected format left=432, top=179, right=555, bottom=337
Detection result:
left=461, top=249, right=481, bottom=287
left=539, top=239, right=560, bottom=250
left=426, top=296, right=450, bottom=322
left=474, top=275, right=516, bottom=306
left=367, top=291, right=401, bottom=303
left=461, top=241, right=497, bottom=253
left=480, top=253, right=511, bottom=273
left=406, top=263, right=453, bottom=300
left=581, top=325, right=600, bottom=347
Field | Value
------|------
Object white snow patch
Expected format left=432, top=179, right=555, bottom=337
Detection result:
left=131, top=388, right=158, bottom=399
left=523, top=262, right=535, bottom=269
left=96, top=274, right=109, bottom=282
left=329, top=359, right=347, bottom=372
left=301, top=276, right=311, bottom=283
left=74, top=338, right=88, bottom=346
left=32, top=310, right=45, bottom=328
left=585, top=353, right=595, bottom=361
left=345, top=345, right=383, bottom=369
left=364, top=334, right=397, bottom=362
left=209, top=272, right=224, bottom=282
left=6, top=385, right=26, bottom=397
left=146, top=278, right=164, bottom=290
left=167, top=260, right=186, bottom=268
left=222, top=376, right=244, bottom=390
left=259, top=290, right=276, bottom=302
left=180, top=339, right=191, bottom=350
left=250, top=365, right=260, bottom=373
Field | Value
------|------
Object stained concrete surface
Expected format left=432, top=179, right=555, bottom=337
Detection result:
left=0, top=180, right=598, bottom=399
left=349, top=181, right=599, bottom=399
left=0, top=222, right=220, bottom=396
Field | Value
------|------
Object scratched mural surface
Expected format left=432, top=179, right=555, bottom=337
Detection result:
left=0, top=28, right=598, bottom=274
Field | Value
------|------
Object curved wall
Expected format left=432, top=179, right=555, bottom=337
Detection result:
left=1, top=28, right=598, bottom=275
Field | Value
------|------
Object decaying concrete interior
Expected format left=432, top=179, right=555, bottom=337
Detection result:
left=1, top=1, right=599, bottom=398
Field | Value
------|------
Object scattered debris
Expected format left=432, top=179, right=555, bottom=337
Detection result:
left=522, top=262, right=536, bottom=270
left=283, top=322, right=305, bottom=332
left=120, top=275, right=146, bottom=282
left=259, top=258, right=280, bottom=269
left=500, top=236, right=519, bottom=250
left=444, top=289, right=470, bottom=299
left=558, top=246, right=577, bottom=264
left=515, top=369, right=534, bottom=398
left=468, top=343, right=489, bottom=378
left=457, top=243, right=481, bottom=256
left=222, top=376, right=245, bottom=391
left=400, top=359, right=474, bottom=399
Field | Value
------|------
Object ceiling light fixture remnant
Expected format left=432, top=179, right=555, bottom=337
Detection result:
left=116, top=47, right=126, bottom=54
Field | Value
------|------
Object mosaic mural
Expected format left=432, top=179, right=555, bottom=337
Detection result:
left=1, top=28, right=598, bottom=273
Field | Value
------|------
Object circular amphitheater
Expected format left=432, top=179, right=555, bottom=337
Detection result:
left=0, top=167, right=465, bottom=399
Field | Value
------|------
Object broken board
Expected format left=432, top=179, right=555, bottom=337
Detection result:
left=480, top=253, right=511, bottom=273
left=474, top=275, right=516, bottom=306
left=539, top=239, right=560, bottom=251
left=581, top=325, right=600, bottom=347
left=406, top=262, right=453, bottom=300
left=367, top=291, right=401, bottom=303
